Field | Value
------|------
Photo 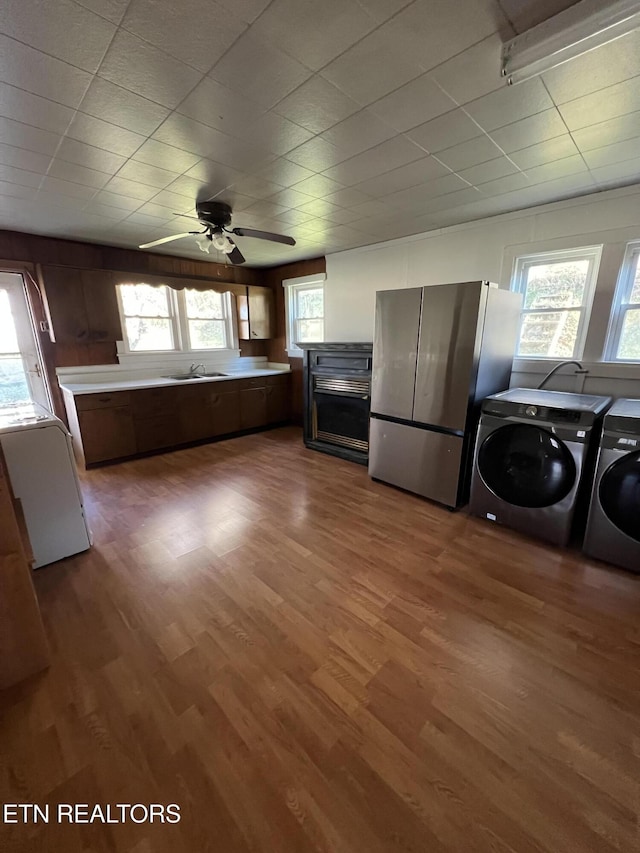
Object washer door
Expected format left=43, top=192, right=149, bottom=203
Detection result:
left=478, top=423, right=577, bottom=508
left=599, top=451, right=640, bottom=543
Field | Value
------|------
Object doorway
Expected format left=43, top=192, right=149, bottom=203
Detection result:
left=0, top=271, right=50, bottom=409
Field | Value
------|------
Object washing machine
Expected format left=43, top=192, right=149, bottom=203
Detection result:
left=583, top=399, right=640, bottom=573
left=469, top=389, right=611, bottom=546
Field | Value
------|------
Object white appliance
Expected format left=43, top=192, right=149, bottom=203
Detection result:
left=0, top=402, right=91, bottom=568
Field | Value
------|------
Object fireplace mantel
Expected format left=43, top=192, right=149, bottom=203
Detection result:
left=299, top=342, right=373, bottom=465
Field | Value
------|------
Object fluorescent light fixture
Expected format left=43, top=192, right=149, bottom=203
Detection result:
left=501, top=0, right=640, bottom=85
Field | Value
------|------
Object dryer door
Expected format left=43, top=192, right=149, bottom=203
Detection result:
left=599, top=451, right=640, bottom=542
left=478, top=423, right=576, bottom=508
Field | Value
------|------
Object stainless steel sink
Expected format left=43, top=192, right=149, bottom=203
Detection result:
left=165, top=372, right=228, bottom=380
left=201, top=372, right=228, bottom=377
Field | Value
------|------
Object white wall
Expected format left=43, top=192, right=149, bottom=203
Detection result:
left=325, top=184, right=640, bottom=397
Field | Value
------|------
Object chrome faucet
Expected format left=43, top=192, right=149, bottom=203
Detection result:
left=538, top=360, right=588, bottom=389
left=189, top=362, right=205, bottom=376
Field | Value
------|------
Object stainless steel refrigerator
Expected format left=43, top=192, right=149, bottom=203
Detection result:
left=368, top=281, right=521, bottom=508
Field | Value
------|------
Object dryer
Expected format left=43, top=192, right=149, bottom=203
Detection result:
left=469, top=389, right=611, bottom=546
left=583, top=399, right=640, bottom=573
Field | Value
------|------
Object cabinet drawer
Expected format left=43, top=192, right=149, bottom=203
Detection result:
left=130, top=386, right=178, bottom=417
left=75, top=391, right=131, bottom=411
left=266, top=373, right=290, bottom=386
left=235, top=376, right=267, bottom=390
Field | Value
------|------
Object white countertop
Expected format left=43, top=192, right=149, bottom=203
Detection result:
left=59, top=368, right=290, bottom=395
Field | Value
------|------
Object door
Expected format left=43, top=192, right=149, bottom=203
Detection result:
left=413, top=282, right=483, bottom=431
left=371, top=288, right=422, bottom=420
left=599, top=452, right=640, bottom=542
left=0, top=272, right=50, bottom=409
left=478, top=424, right=576, bottom=508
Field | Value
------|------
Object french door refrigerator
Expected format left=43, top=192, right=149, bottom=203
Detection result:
left=368, top=281, right=521, bottom=508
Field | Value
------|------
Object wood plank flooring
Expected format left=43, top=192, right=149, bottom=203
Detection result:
left=1, top=427, right=639, bottom=852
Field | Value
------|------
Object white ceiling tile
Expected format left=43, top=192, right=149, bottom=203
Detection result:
left=572, top=112, right=640, bottom=153
left=476, top=172, right=529, bottom=196
left=183, top=158, right=243, bottom=192
left=464, top=78, right=554, bottom=131
left=116, top=160, right=181, bottom=189
left=42, top=175, right=96, bottom=201
left=47, top=159, right=110, bottom=189
left=0, top=117, right=60, bottom=155
left=323, top=135, right=426, bottom=186
left=581, top=138, right=640, bottom=171
left=1, top=0, right=115, bottom=73
left=320, top=27, right=422, bottom=106
left=274, top=77, right=361, bottom=135
left=122, top=0, right=246, bottom=73
left=352, top=0, right=414, bottom=24
left=436, top=135, right=503, bottom=172
left=285, top=136, right=347, bottom=171
left=457, top=156, right=518, bottom=186
left=93, top=190, right=142, bottom=211
left=126, top=211, right=174, bottom=227
left=407, top=109, right=482, bottom=153
left=105, top=175, right=162, bottom=201
left=164, top=175, right=203, bottom=200
left=323, top=187, right=373, bottom=208
left=177, top=77, right=262, bottom=136
left=590, top=156, right=640, bottom=188
left=250, top=0, right=377, bottom=71
left=429, top=33, right=504, bottom=105
left=132, top=139, right=201, bottom=173
left=0, top=142, right=51, bottom=173
left=542, top=30, right=640, bottom=105
left=384, top=173, right=470, bottom=209
left=253, top=158, right=315, bottom=187
left=418, top=186, right=483, bottom=212
left=0, top=179, right=40, bottom=201
left=82, top=202, right=128, bottom=220
left=521, top=155, right=588, bottom=183
left=79, top=78, right=169, bottom=137
left=57, top=138, right=126, bottom=174
left=320, top=110, right=396, bottom=159
left=267, top=187, right=315, bottom=208
left=508, top=135, right=580, bottom=169
left=0, top=163, right=43, bottom=188
left=558, top=77, right=640, bottom=132
left=243, top=199, right=289, bottom=219
left=249, top=112, right=313, bottom=156
left=498, top=0, right=577, bottom=33
left=489, top=108, right=567, bottom=153
left=73, top=0, right=130, bottom=25
left=135, top=201, right=176, bottom=220
left=0, top=83, right=74, bottom=135
left=274, top=207, right=315, bottom=225
left=98, top=30, right=202, bottom=109
left=352, top=155, right=450, bottom=197
left=209, top=33, right=312, bottom=109
left=383, top=0, right=508, bottom=72
left=345, top=199, right=390, bottom=220
left=291, top=175, right=344, bottom=199
left=149, top=189, right=196, bottom=213
left=0, top=34, right=92, bottom=108
left=227, top=174, right=284, bottom=200
left=368, top=74, right=457, bottom=133
left=214, top=0, right=271, bottom=23
left=66, top=112, right=147, bottom=158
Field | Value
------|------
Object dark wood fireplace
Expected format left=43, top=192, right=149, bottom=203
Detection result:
left=299, top=342, right=373, bottom=465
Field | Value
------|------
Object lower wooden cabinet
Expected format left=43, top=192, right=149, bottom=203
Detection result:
left=64, top=373, right=291, bottom=466
left=78, top=406, right=136, bottom=463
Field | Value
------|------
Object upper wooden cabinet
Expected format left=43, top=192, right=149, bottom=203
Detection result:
left=238, top=285, right=274, bottom=340
left=39, top=265, right=122, bottom=345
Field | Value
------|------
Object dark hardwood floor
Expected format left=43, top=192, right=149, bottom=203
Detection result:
left=1, top=427, right=639, bottom=852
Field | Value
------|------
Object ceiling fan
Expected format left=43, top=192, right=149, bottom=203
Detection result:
left=138, top=200, right=296, bottom=265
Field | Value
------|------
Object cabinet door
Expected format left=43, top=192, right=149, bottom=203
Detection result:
left=211, top=389, right=241, bottom=436
left=41, top=266, right=88, bottom=344
left=79, top=406, right=136, bottom=463
left=240, top=387, right=268, bottom=429
left=179, top=387, right=214, bottom=443
left=80, top=270, right=122, bottom=342
left=266, top=383, right=289, bottom=423
left=134, top=414, right=179, bottom=453
left=244, top=286, right=274, bottom=339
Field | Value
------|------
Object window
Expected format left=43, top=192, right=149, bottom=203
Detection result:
left=283, top=273, right=326, bottom=356
left=606, top=242, right=640, bottom=362
left=511, top=246, right=601, bottom=359
left=117, top=283, right=234, bottom=353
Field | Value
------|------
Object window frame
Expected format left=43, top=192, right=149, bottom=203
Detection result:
left=283, top=273, right=326, bottom=357
left=604, top=240, right=640, bottom=363
left=116, top=283, right=236, bottom=355
left=510, top=245, right=602, bottom=361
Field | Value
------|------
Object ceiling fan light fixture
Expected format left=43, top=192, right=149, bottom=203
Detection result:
left=195, top=233, right=212, bottom=253
left=211, top=232, right=234, bottom=254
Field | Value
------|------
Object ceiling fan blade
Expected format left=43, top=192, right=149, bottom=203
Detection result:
left=139, top=232, right=198, bottom=249
left=227, top=244, right=246, bottom=265
left=230, top=227, right=296, bottom=246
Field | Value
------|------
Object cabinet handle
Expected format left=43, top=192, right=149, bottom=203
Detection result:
left=251, top=331, right=258, bottom=337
